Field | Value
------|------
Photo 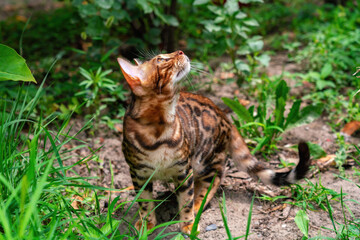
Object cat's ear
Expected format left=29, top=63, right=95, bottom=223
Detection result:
left=117, top=57, right=143, bottom=92
left=134, top=58, right=142, bottom=66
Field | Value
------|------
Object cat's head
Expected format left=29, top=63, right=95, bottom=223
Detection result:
left=117, top=50, right=190, bottom=97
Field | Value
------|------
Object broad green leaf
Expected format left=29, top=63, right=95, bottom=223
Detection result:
left=248, top=40, right=263, bottom=51
left=235, top=11, right=247, bottom=19
left=226, top=38, right=235, bottom=49
left=255, top=54, right=270, bottom=67
left=294, top=210, right=309, bottom=237
left=154, top=8, right=179, bottom=26
left=284, top=99, right=301, bottom=129
left=275, top=80, right=289, bottom=100
left=287, top=104, right=323, bottom=129
left=222, top=97, right=253, bottom=123
left=320, top=62, right=333, bottom=79
left=136, top=0, right=153, bottom=14
left=85, top=16, right=108, bottom=37
left=275, top=80, right=289, bottom=128
left=193, top=0, right=210, bottom=5
left=0, top=44, right=36, bottom=83
left=240, top=0, right=264, bottom=3
left=235, top=59, right=250, bottom=72
left=207, top=5, right=222, bottom=15
left=78, top=3, right=97, bottom=17
left=95, top=0, right=114, bottom=9
left=316, top=80, right=336, bottom=90
left=204, top=22, right=221, bottom=32
left=307, top=142, right=327, bottom=159
left=171, top=234, right=186, bottom=240
left=100, top=219, right=120, bottom=236
left=225, top=0, right=239, bottom=15
left=243, top=19, right=259, bottom=27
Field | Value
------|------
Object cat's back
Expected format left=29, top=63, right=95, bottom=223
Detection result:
left=177, top=92, right=227, bottom=119
left=176, top=92, right=232, bottom=156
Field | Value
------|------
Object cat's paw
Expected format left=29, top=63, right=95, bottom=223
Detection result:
left=181, top=223, right=200, bottom=235
left=135, top=220, right=156, bottom=231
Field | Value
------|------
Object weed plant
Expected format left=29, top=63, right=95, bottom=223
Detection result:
left=223, top=79, right=323, bottom=154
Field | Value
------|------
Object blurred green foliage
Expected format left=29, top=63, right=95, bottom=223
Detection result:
left=0, top=0, right=359, bottom=135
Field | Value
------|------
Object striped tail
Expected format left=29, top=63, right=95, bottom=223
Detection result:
left=229, top=126, right=310, bottom=186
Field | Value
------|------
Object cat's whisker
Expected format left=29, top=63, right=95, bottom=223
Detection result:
left=185, top=74, right=195, bottom=92
left=190, top=67, right=210, bottom=76
left=137, top=49, right=160, bottom=61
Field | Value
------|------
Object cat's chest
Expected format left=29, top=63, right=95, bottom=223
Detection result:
left=142, top=146, right=187, bottom=180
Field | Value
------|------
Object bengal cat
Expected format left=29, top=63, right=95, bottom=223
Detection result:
left=118, top=50, right=310, bottom=234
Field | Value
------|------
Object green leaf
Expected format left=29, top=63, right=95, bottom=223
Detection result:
left=137, top=0, right=153, bottom=14
left=240, top=0, right=264, bottom=3
left=284, top=99, right=301, bottom=129
left=243, top=19, right=259, bottom=27
left=0, top=44, right=36, bottom=83
left=153, top=7, right=179, bottom=26
left=255, top=54, right=270, bottom=67
left=248, top=40, right=264, bottom=52
left=235, top=11, right=247, bottom=19
left=275, top=80, right=289, bottom=128
left=320, top=62, right=333, bottom=79
left=307, top=142, right=327, bottom=159
left=171, top=234, right=186, bottom=240
left=78, top=3, right=97, bottom=17
left=204, top=22, right=221, bottom=32
left=235, top=59, right=250, bottom=72
left=287, top=104, right=323, bottom=129
left=316, top=80, right=336, bottom=90
left=226, top=38, right=235, bottom=49
left=225, top=0, right=239, bottom=15
left=85, top=16, right=108, bottom=38
left=222, top=98, right=253, bottom=123
left=105, top=16, right=114, bottom=28
left=95, top=0, right=114, bottom=9
left=193, top=0, right=210, bottom=5
left=251, top=136, right=270, bottom=154
left=295, top=210, right=309, bottom=237
left=100, top=219, right=120, bottom=236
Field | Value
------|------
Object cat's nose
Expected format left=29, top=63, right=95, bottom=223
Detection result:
left=178, top=50, right=184, bottom=55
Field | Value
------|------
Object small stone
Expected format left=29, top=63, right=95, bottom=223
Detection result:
left=205, top=224, right=217, bottom=231
left=282, top=224, right=287, bottom=228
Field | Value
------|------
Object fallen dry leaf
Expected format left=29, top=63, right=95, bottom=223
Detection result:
left=220, top=72, right=235, bottom=79
left=81, top=41, right=92, bottom=51
left=71, top=195, right=84, bottom=210
left=260, top=203, right=287, bottom=214
left=315, top=154, right=336, bottom=168
left=238, top=99, right=250, bottom=106
left=340, top=121, right=360, bottom=136
left=15, top=15, right=27, bottom=22
left=309, top=154, right=336, bottom=178
left=105, top=185, right=134, bottom=194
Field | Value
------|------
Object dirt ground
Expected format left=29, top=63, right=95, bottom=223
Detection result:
left=64, top=54, right=360, bottom=239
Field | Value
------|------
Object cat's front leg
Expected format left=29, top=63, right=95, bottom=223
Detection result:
left=130, top=171, right=157, bottom=231
left=176, top=168, right=196, bottom=234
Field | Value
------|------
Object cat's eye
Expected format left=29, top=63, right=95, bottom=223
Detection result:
left=157, top=58, right=170, bottom=63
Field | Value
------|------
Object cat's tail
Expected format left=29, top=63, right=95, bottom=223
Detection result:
left=229, top=126, right=310, bottom=186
